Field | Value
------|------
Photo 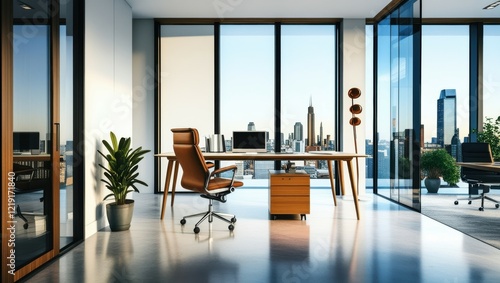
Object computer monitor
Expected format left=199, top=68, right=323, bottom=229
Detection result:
left=232, top=131, right=268, bottom=153
left=13, top=132, right=40, bottom=152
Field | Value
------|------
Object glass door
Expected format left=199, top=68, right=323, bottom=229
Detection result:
left=11, top=0, right=58, bottom=271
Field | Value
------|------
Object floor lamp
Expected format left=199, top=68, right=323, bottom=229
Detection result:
left=348, top=87, right=362, bottom=196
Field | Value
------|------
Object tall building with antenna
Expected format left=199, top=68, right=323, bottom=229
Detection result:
left=307, top=96, right=315, bottom=146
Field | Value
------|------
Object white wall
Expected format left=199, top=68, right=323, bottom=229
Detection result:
left=85, top=0, right=133, bottom=238
left=132, top=19, right=155, bottom=194
left=341, top=19, right=367, bottom=198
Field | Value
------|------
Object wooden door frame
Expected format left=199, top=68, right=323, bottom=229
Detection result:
left=1, top=1, right=61, bottom=281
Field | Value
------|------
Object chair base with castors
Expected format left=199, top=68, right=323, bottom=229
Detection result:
left=179, top=195, right=237, bottom=234
left=454, top=184, right=500, bottom=211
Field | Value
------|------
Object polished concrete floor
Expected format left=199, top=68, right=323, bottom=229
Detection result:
left=23, top=189, right=500, bottom=283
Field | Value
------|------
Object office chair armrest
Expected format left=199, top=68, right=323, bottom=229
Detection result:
left=211, top=165, right=237, bottom=176
left=206, top=161, right=215, bottom=169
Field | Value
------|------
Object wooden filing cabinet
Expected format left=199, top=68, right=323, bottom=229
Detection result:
left=269, top=170, right=310, bottom=219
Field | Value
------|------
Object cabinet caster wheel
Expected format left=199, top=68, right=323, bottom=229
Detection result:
left=180, top=219, right=186, bottom=225
left=496, top=204, right=499, bottom=209
left=23, top=223, right=29, bottom=229
left=231, top=217, right=237, bottom=223
left=454, top=201, right=459, bottom=205
left=479, top=207, right=484, bottom=211
left=228, top=224, right=234, bottom=231
left=194, top=226, right=200, bottom=234
left=468, top=201, right=472, bottom=205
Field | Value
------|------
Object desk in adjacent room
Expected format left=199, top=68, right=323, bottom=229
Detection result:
left=456, top=162, right=500, bottom=173
left=156, top=151, right=367, bottom=220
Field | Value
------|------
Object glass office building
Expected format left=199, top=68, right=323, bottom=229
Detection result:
left=436, top=89, right=457, bottom=147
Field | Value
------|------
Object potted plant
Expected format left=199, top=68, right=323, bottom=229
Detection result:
left=98, top=131, right=150, bottom=231
left=474, top=116, right=500, bottom=161
left=420, top=149, right=460, bottom=193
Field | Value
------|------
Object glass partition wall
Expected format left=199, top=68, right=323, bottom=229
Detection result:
left=375, top=0, right=421, bottom=209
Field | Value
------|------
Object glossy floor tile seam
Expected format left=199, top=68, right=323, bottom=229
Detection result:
left=23, top=189, right=500, bottom=283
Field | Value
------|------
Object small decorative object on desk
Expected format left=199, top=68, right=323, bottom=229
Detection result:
left=283, top=161, right=295, bottom=173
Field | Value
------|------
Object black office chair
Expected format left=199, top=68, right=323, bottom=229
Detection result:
left=13, top=162, right=50, bottom=229
left=454, top=142, right=500, bottom=211
left=171, top=128, right=244, bottom=234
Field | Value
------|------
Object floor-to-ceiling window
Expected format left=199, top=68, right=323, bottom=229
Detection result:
left=420, top=25, right=469, bottom=201
left=365, top=24, right=374, bottom=189
left=281, top=24, right=336, bottom=186
left=219, top=24, right=275, bottom=184
left=375, top=0, right=421, bottom=209
left=158, top=24, right=215, bottom=192
left=483, top=25, right=500, bottom=130
left=157, top=21, right=338, bottom=189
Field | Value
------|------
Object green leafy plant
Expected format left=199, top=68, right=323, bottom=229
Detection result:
left=474, top=116, right=500, bottom=161
left=420, top=149, right=460, bottom=185
left=98, top=132, right=150, bottom=205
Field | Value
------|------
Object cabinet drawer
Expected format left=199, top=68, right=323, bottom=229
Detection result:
left=270, top=196, right=310, bottom=214
left=270, top=176, right=309, bottom=186
left=270, top=185, right=309, bottom=196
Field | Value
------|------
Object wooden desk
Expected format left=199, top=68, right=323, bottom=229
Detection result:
left=457, top=162, right=500, bottom=173
left=156, top=151, right=367, bottom=220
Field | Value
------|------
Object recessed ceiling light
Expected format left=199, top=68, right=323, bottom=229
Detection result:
left=483, top=0, right=500, bottom=10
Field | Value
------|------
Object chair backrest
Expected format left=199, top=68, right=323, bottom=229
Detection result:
left=171, top=128, right=210, bottom=193
left=461, top=142, right=500, bottom=183
left=462, top=142, right=493, bottom=163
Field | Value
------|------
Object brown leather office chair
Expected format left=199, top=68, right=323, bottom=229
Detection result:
left=171, top=128, right=243, bottom=234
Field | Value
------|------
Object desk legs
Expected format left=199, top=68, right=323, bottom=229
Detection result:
left=337, top=161, right=346, bottom=196
left=327, top=161, right=337, bottom=206
left=346, top=159, right=361, bottom=220
left=170, top=161, right=179, bottom=206
left=160, top=160, right=174, bottom=220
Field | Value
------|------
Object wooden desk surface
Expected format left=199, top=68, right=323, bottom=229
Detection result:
left=457, top=162, right=500, bottom=173
left=157, top=151, right=367, bottom=220
left=13, top=154, right=51, bottom=162
left=156, top=151, right=367, bottom=161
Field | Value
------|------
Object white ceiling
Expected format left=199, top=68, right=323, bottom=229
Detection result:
left=127, top=0, right=500, bottom=19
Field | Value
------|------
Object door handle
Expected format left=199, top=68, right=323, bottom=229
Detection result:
left=55, top=123, right=60, bottom=152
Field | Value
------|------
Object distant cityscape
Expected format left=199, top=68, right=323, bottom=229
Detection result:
left=225, top=98, right=335, bottom=179
left=366, top=88, right=465, bottom=179
left=227, top=88, right=465, bottom=180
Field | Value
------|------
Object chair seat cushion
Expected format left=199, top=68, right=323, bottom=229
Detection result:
left=207, top=177, right=244, bottom=192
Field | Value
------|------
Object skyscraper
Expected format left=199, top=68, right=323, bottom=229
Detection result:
left=307, top=97, right=315, bottom=146
left=436, top=89, right=457, bottom=147
left=319, top=122, right=323, bottom=149
left=294, top=122, right=303, bottom=141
